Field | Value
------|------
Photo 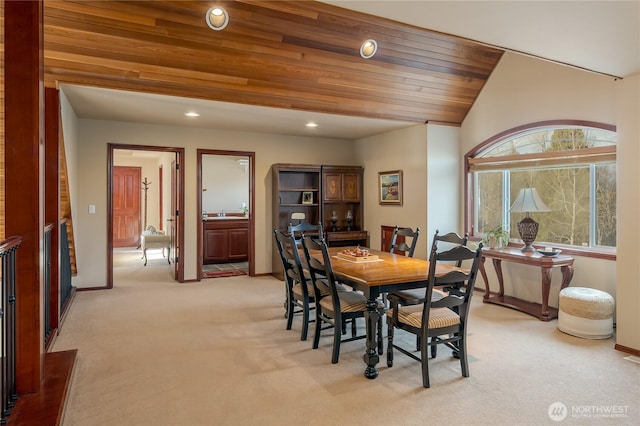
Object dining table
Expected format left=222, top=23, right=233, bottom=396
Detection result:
left=323, top=246, right=457, bottom=379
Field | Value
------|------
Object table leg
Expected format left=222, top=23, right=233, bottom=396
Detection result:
left=480, top=256, right=490, bottom=300
left=560, top=265, right=574, bottom=289
left=492, top=259, right=504, bottom=296
left=541, top=267, right=552, bottom=320
left=363, top=298, right=383, bottom=379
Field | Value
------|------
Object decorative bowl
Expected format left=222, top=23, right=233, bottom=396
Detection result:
left=537, top=249, right=561, bottom=257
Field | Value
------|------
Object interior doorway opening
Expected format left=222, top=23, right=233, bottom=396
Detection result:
left=197, top=150, right=255, bottom=280
left=108, top=144, right=185, bottom=287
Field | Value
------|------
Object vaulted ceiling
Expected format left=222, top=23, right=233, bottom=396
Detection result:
left=43, top=0, right=504, bottom=127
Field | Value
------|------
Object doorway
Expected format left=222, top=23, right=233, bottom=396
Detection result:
left=108, top=144, right=186, bottom=288
left=197, top=149, right=255, bottom=280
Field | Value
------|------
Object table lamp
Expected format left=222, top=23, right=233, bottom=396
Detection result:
left=509, top=187, right=550, bottom=252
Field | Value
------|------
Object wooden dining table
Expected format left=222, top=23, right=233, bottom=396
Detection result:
left=323, top=247, right=455, bottom=379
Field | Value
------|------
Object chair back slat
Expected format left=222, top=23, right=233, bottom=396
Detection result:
left=431, top=229, right=469, bottom=267
left=390, top=225, right=420, bottom=257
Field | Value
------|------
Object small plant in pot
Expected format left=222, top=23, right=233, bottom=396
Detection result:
left=482, top=224, right=509, bottom=249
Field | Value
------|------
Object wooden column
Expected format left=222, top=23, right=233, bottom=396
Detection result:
left=4, top=1, right=45, bottom=392
left=45, top=88, right=61, bottom=344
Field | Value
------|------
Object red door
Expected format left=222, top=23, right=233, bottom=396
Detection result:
left=113, top=166, right=141, bottom=247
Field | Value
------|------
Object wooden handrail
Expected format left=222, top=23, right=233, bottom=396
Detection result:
left=0, top=236, right=22, bottom=254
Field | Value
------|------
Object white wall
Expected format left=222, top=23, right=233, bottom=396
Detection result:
left=614, top=74, right=640, bottom=352
left=461, top=53, right=620, bottom=327
left=354, top=125, right=430, bottom=259
left=65, top=117, right=357, bottom=286
left=426, top=125, right=462, bottom=242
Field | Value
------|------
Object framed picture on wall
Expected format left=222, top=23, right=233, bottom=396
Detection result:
left=302, top=191, right=313, bottom=204
left=378, top=170, right=402, bottom=205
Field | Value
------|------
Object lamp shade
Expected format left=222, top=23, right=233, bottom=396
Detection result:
left=509, top=188, right=550, bottom=213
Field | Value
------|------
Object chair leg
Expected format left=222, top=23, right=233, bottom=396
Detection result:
left=300, top=301, right=309, bottom=341
left=332, top=319, right=342, bottom=364
left=421, top=335, right=431, bottom=388
left=312, top=310, right=322, bottom=349
left=285, top=295, right=294, bottom=331
left=430, top=336, right=437, bottom=359
left=386, top=321, right=394, bottom=367
left=351, top=317, right=357, bottom=337
left=459, top=334, right=469, bottom=377
left=416, top=336, right=421, bottom=352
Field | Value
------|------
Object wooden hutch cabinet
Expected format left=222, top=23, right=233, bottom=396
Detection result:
left=272, top=163, right=368, bottom=276
left=321, top=166, right=368, bottom=247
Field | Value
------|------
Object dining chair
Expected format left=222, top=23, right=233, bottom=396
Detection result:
left=387, top=230, right=469, bottom=350
left=389, top=225, right=420, bottom=257
left=388, top=230, right=469, bottom=307
left=386, top=239, right=483, bottom=388
left=273, top=229, right=317, bottom=341
left=301, top=234, right=383, bottom=364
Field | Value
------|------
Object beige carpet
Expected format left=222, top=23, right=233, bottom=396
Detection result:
left=53, top=249, right=639, bottom=425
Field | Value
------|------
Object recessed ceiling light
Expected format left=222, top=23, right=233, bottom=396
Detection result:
left=306, top=122, right=318, bottom=128
left=185, top=112, right=200, bottom=117
left=360, top=39, right=377, bottom=59
left=205, top=6, right=229, bottom=31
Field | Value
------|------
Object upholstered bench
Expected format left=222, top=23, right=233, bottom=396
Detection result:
left=141, top=231, right=171, bottom=266
left=558, top=287, right=614, bottom=339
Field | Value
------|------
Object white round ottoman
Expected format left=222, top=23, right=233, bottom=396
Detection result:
left=558, top=287, right=614, bottom=339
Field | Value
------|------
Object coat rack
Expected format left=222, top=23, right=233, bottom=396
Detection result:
left=142, top=177, right=151, bottom=230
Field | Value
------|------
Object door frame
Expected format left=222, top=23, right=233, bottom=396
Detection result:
left=197, top=149, right=255, bottom=279
left=108, top=143, right=186, bottom=287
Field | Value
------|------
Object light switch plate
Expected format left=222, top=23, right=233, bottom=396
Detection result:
left=88, top=204, right=96, bottom=214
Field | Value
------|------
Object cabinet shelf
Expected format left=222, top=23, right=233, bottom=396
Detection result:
left=279, top=188, right=319, bottom=192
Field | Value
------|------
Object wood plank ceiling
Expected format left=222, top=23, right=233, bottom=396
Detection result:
left=43, top=0, right=504, bottom=126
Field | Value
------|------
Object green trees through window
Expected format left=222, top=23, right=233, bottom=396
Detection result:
left=469, top=122, right=616, bottom=251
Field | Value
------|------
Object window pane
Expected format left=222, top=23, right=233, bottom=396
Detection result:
left=476, top=171, right=503, bottom=233
left=510, top=167, right=590, bottom=246
left=479, top=127, right=616, bottom=158
left=595, top=163, right=616, bottom=247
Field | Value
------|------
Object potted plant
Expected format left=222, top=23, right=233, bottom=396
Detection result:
left=482, top=224, right=509, bottom=249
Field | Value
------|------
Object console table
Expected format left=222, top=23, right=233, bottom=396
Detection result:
left=479, top=247, right=574, bottom=321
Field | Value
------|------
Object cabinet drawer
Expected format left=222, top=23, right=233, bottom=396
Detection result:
left=326, top=231, right=368, bottom=241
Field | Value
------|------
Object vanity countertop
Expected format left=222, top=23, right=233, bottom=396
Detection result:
left=203, top=215, right=248, bottom=221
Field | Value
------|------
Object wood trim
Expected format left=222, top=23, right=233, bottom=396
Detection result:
left=4, top=0, right=45, bottom=393
left=468, top=146, right=616, bottom=171
left=614, top=344, right=640, bottom=357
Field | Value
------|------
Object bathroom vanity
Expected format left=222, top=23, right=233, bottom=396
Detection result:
left=203, top=216, right=249, bottom=264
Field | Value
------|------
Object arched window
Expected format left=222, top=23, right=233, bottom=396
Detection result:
left=465, top=120, right=616, bottom=257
